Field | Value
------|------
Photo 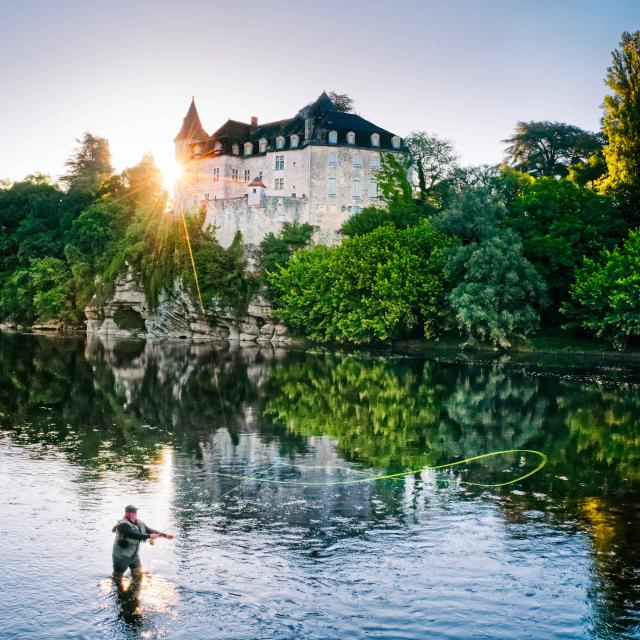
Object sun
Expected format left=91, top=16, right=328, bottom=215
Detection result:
left=159, top=160, right=183, bottom=192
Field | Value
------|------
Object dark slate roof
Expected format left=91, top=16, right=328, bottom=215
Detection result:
left=187, top=91, right=402, bottom=156
left=248, top=177, right=267, bottom=188
left=174, top=99, right=209, bottom=142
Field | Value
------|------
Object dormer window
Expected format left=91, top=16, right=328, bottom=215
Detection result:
left=259, top=138, right=267, bottom=153
left=371, top=133, right=380, bottom=147
left=244, top=142, right=253, bottom=156
left=290, top=134, right=299, bottom=148
left=328, top=130, right=338, bottom=144
left=347, top=131, right=356, bottom=145
left=391, top=135, right=401, bottom=149
left=214, top=141, right=222, bottom=151
left=194, top=144, right=203, bottom=154
left=276, top=136, right=285, bottom=150
left=232, top=143, right=239, bottom=155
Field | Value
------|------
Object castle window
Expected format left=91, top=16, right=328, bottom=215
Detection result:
left=329, top=152, right=338, bottom=165
left=244, top=169, right=251, bottom=182
left=212, top=167, right=220, bottom=182
left=244, top=142, right=253, bottom=155
left=274, top=178, right=284, bottom=190
left=353, top=154, right=362, bottom=168
left=194, top=144, right=203, bottom=154
left=259, top=138, right=267, bottom=153
left=327, top=177, right=337, bottom=197
left=328, top=130, right=338, bottom=144
left=275, top=155, right=285, bottom=170
left=290, top=134, right=299, bottom=148
left=352, top=178, right=361, bottom=199
left=347, top=131, right=355, bottom=145
left=232, top=143, right=239, bottom=155
left=204, top=193, right=210, bottom=200
left=371, top=155, right=381, bottom=171
left=278, top=211, right=286, bottom=222
left=371, top=133, right=380, bottom=147
left=391, top=135, right=401, bottom=149
left=214, top=141, right=223, bottom=151
left=232, top=168, right=239, bottom=181
left=276, top=136, right=285, bottom=150
left=369, top=180, right=378, bottom=199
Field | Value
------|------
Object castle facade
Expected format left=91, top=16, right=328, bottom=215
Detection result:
left=174, top=92, right=405, bottom=247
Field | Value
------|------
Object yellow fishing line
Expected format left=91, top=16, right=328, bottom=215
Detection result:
left=179, top=208, right=206, bottom=318
left=213, top=449, right=547, bottom=489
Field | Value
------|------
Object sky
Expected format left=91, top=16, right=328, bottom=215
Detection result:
left=1, top=0, right=639, bottom=187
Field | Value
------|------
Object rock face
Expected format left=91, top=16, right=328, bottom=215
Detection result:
left=85, top=271, right=292, bottom=345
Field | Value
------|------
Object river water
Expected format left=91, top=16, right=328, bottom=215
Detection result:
left=1, top=333, right=640, bottom=640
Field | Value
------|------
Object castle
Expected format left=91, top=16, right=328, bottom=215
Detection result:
left=174, top=91, right=405, bottom=247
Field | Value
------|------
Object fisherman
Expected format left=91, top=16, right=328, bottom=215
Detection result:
left=112, top=505, right=174, bottom=580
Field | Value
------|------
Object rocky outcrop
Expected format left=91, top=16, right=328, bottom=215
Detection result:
left=85, top=270, right=292, bottom=345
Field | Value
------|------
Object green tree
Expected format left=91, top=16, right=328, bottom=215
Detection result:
left=63, top=132, right=114, bottom=192
left=508, top=178, right=623, bottom=319
left=565, top=228, right=640, bottom=348
left=405, top=131, right=458, bottom=206
left=29, top=257, right=75, bottom=320
left=600, top=31, right=640, bottom=223
left=269, top=221, right=454, bottom=343
left=375, top=153, right=414, bottom=209
left=504, top=121, right=603, bottom=178
left=436, top=190, right=548, bottom=348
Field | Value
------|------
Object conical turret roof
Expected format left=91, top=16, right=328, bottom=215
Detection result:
left=174, top=98, right=209, bottom=142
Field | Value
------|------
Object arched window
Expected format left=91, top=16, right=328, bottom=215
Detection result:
left=328, top=130, right=338, bottom=144
left=371, top=133, right=380, bottom=147
left=214, top=141, right=223, bottom=151
left=232, top=143, right=239, bottom=155
left=290, top=134, right=299, bottom=148
left=244, top=142, right=253, bottom=155
left=276, top=136, right=285, bottom=150
left=347, top=131, right=356, bottom=145
left=259, top=138, right=267, bottom=153
left=391, top=135, right=401, bottom=149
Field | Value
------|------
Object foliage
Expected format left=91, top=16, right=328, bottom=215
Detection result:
left=507, top=178, right=623, bottom=318
left=268, top=221, right=454, bottom=343
left=62, top=132, right=114, bottom=192
left=600, top=31, right=640, bottom=224
left=436, top=190, right=548, bottom=348
left=340, top=204, right=429, bottom=238
left=328, top=91, right=354, bottom=113
left=503, top=121, right=603, bottom=178
left=374, top=153, right=414, bottom=209
left=565, top=228, right=640, bottom=348
left=258, top=222, right=314, bottom=296
left=405, top=131, right=458, bottom=206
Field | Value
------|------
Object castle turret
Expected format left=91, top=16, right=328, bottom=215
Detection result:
left=174, top=98, right=209, bottom=161
left=247, top=176, right=267, bottom=207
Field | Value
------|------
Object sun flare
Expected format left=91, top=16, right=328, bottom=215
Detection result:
left=159, top=160, right=183, bottom=193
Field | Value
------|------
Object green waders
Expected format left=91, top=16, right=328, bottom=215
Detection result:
left=112, top=518, right=147, bottom=578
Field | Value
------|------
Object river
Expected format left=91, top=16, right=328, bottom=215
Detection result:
left=0, top=332, right=639, bottom=639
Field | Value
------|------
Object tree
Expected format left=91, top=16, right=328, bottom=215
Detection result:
left=121, top=153, right=167, bottom=208
left=436, top=190, right=548, bottom=348
left=375, top=153, right=414, bottom=209
left=62, top=132, right=114, bottom=192
left=504, top=121, right=603, bottom=178
left=600, top=31, right=640, bottom=222
left=269, top=222, right=454, bottom=343
left=565, top=228, right=640, bottom=349
left=328, top=91, right=354, bottom=113
left=507, top=178, right=623, bottom=319
left=405, top=131, right=458, bottom=206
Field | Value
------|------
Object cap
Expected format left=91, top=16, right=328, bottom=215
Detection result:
left=125, top=505, right=138, bottom=513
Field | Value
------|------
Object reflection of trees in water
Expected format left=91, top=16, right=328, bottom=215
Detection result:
left=0, top=333, right=305, bottom=478
left=264, top=355, right=550, bottom=472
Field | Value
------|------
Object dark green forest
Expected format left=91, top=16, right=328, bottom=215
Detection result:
left=2, top=31, right=640, bottom=350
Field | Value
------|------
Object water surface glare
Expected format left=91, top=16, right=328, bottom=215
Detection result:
left=1, top=333, right=640, bottom=639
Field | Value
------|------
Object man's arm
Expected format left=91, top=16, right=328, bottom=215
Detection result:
left=117, top=521, right=150, bottom=541
left=144, top=524, right=174, bottom=539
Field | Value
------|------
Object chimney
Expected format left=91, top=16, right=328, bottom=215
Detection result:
left=250, top=116, right=258, bottom=131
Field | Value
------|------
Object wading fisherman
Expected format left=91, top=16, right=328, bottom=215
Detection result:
left=112, top=505, right=174, bottom=580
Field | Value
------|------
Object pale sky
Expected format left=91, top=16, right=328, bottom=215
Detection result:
left=1, top=0, right=639, bottom=186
